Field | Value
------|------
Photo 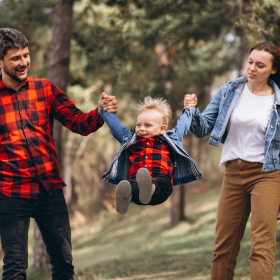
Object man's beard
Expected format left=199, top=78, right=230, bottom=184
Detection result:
left=3, top=64, right=29, bottom=83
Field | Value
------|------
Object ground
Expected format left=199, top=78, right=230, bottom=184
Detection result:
left=1, top=189, right=280, bottom=280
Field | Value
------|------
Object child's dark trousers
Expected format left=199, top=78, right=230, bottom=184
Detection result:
left=128, top=173, right=172, bottom=205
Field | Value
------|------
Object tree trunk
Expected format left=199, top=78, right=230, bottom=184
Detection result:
left=0, top=242, right=3, bottom=260
left=48, top=0, right=74, bottom=165
left=32, top=0, right=74, bottom=270
left=275, top=19, right=280, bottom=47
left=64, top=131, right=75, bottom=207
left=92, top=153, right=109, bottom=213
left=170, top=184, right=185, bottom=228
left=169, top=104, right=187, bottom=228
left=31, top=223, right=49, bottom=268
left=237, top=43, right=247, bottom=77
left=154, top=43, right=186, bottom=228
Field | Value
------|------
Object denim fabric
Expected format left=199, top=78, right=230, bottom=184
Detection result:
left=0, top=185, right=74, bottom=280
left=100, top=108, right=202, bottom=186
left=190, top=76, right=280, bottom=173
left=128, top=173, right=173, bottom=205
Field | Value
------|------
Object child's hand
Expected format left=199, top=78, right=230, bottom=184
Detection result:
left=184, top=94, right=198, bottom=110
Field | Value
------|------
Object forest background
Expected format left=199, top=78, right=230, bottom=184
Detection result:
left=0, top=0, right=280, bottom=279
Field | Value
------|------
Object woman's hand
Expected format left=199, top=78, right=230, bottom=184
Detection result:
left=184, top=94, right=198, bottom=110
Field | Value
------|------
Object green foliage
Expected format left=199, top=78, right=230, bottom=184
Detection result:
left=0, top=0, right=55, bottom=78
left=70, top=0, right=239, bottom=113
left=232, top=0, right=280, bottom=43
left=0, top=0, right=54, bottom=32
left=1, top=0, right=280, bottom=216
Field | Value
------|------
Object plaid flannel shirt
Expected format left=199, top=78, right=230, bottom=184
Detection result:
left=127, top=135, right=174, bottom=183
left=0, top=75, right=104, bottom=199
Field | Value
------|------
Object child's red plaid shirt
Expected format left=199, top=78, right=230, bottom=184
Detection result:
left=127, top=135, right=174, bottom=183
left=0, top=75, right=104, bottom=199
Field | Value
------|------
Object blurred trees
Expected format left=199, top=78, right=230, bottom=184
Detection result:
left=0, top=0, right=280, bottom=265
left=70, top=0, right=238, bottom=226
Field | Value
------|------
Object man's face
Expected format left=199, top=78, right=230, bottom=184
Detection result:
left=0, top=47, right=30, bottom=83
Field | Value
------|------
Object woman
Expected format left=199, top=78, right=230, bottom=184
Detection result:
left=184, top=41, right=280, bottom=280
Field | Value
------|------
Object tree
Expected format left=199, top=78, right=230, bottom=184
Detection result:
left=32, top=0, right=75, bottom=269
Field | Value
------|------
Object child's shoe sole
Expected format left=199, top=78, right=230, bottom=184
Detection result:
left=115, top=180, right=131, bottom=214
left=136, top=168, right=152, bottom=204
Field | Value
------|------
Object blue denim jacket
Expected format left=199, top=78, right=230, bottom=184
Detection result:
left=190, top=75, right=280, bottom=173
left=100, top=108, right=202, bottom=186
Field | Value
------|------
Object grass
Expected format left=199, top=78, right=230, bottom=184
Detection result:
left=70, top=190, right=218, bottom=280
left=2, top=189, right=280, bottom=279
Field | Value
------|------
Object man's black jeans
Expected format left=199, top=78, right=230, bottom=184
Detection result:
left=0, top=185, right=74, bottom=280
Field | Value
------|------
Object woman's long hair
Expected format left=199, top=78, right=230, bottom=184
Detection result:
left=249, top=42, right=280, bottom=89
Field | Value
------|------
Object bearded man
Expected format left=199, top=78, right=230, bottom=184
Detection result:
left=0, top=28, right=117, bottom=280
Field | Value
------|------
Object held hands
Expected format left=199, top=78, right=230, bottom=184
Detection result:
left=278, top=211, right=280, bottom=221
left=98, top=92, right=118, bottom=114
left=184, top=94, right=198, bottom=110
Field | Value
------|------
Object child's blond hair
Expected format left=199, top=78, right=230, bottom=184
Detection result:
left=137, top=96, right=172, bottom=126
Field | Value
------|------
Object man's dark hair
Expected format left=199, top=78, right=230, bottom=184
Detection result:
left=0, top=28, right=29, bottom=60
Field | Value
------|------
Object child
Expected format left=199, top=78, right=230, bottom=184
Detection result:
left=99, top=96, right=202, bottom=214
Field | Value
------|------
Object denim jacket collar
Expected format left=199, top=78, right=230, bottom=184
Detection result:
left=231, top=75, right=280, bottom=104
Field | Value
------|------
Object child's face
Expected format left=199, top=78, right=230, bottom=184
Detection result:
left=136, top=109, right=167, bottom=138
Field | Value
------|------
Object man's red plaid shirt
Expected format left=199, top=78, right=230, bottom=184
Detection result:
left=0, top=75, right=104, bottom=199
left=127, top=135, right=174, bottom=183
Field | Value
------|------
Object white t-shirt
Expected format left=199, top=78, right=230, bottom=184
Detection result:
left=220, top=84, right=275, bottom=166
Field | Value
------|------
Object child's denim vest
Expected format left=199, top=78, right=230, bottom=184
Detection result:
left=101, top=108, right=202, bottom=186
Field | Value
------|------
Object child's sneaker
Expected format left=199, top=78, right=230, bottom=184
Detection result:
left=136, top=168, right=155, bottom=204
left=115, top=180, right=132, bottom=214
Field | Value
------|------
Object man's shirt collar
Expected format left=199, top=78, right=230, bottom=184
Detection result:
left=0, top=74, right=31, bottom=90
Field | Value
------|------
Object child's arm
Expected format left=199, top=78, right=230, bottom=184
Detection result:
left=172, top=107, right=197, bottom=142
left=183, top=86, right=227, bottom=138
left=100, top=98, right=132, bottom=143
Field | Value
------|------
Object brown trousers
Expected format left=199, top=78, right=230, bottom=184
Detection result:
left=211, top=159, right=280, bottom=280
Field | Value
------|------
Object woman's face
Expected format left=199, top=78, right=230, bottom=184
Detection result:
left=247, top=49, right=277, bottom=84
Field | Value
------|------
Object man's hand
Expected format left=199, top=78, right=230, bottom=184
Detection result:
left=184, top=94, right=198, bottom=110
left=98, top=92, right=118, bottom=114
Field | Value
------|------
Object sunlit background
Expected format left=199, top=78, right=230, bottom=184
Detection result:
left=1, top=0, right=280, bottom=279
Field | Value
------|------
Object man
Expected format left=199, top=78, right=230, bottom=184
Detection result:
left=0, top=28, right=117, bottom=279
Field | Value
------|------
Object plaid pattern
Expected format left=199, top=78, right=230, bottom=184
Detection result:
left=0, top=75, right=104, bottom=199
left=127, top=135, right=174, bottom=183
